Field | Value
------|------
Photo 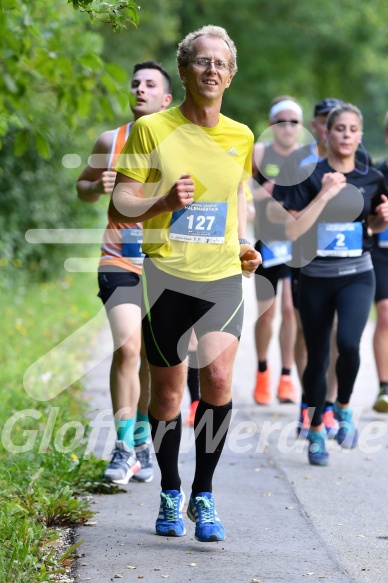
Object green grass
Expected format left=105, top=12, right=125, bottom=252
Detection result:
left=0, top=270, right=116, bottom=582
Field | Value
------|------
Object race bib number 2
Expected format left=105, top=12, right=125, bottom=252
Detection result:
left=169, top=202, right=227, bottom=244
left=317, top=222, right=362, bottom=257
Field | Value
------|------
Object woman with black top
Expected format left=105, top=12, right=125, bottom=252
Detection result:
left=283, top=103, right=388, bottom=466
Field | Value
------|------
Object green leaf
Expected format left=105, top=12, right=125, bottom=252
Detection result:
left=35, top=132, right=51, bottom=160
left=101, top=73, right=117, bottom=93
left=126, top=6, right=140, bottom=26
left=105, top=63, right=128, bottom=83
left=98, top=95, right=115, bottom=120
left=97, top=2, right=111, bottom=13
left=79, top=53, right=103, bottom=71
left=3, top=73, right=18, bottom=94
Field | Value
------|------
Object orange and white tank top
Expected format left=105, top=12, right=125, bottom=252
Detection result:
left=99, top=122, right=144, bottom=274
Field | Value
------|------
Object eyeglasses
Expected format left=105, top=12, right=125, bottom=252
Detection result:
left=273, top=119, right=300, bottom=126
left=188, top=58, right=229, bottom=71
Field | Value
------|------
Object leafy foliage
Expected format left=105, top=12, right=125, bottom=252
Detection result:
left=0, top=0, right=130, bottom=157
left=70, top=0, right=140, bottom=31
left=0, top=130, right=103, bottom=281
left=0, top=0, right=127, bottom=278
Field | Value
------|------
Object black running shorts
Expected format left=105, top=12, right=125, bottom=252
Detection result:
left=97, top=266, right=142, bottom=310
left=141, top=258, right=244, bottom=367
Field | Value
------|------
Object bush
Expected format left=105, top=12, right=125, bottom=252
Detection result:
left=0, top=130, right=103, bottom=283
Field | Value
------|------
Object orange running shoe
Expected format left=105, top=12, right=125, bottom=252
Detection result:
left=277, top=374, right=298, bottom=404
left=253, top=369, right=272, bottom=405
left=187, top=400, right=199, bottom=426
left=322, top=405, right=339, bottom=439
left=296, top=404, right=310, bottom=438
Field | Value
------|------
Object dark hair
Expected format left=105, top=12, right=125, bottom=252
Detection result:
left=133, top=61, right=172, bottom=94
left=326, top=103, right=363, bottom=131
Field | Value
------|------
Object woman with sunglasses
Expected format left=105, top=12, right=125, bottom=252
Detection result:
left=282, top=103, right=388, bottom=465
left=251, top=96, right=303, bottom=407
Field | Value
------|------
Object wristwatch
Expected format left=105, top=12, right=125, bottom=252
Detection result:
left=238, top=238, right=251, bottom=246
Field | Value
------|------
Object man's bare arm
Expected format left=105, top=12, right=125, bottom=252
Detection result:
left=76, top=131, right=116, bottom=203
left=109, top=172, right=195, bottom=223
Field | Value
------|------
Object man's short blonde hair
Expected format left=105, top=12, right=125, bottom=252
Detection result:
left=177, top=25, right=237, bottom=75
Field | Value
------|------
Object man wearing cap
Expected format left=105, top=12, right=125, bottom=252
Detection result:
left=251, top=96, right=303, bottom=407
left=295, top=98, right=344, bottom=166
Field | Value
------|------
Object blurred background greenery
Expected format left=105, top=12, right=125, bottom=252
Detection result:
left=2, top=0, right=388, bottom=281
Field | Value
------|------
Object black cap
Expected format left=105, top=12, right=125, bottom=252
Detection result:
left=314, top=98, right=344, bottom=117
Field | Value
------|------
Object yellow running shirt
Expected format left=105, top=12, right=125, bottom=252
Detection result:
left=114, top=107, right=254, bottom=281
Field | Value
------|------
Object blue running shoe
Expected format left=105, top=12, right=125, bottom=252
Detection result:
left=155, top=490, right=186, bottom=537
left=333, top=402, right=358, bottom=449
left=187, top=492, right=225, bottom=542
left=307, top=429, right=329, bottom=466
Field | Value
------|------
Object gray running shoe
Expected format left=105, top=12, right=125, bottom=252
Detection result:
left=104, top=441, right=141, bottom=484
left=373, top=386, right=388, bottom=413
left=131, top=441, right=154, bottom=483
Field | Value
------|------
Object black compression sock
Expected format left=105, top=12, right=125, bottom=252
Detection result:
left=191, top=399, right=232, bottom=497
left=149, top=410, right=182, bottom=491
left=258, top=360, right=267, bottom=373
left=187, top=350, right=200, bottom=402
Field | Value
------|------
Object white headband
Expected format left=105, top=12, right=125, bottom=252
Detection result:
left=269, top=100, right=303, bottom=121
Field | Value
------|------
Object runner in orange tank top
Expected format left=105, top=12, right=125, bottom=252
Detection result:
left=76, top=61, right=172, bottom=484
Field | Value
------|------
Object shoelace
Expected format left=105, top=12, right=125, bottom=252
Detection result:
left=195, top=496, right=214, bottom=523
left=110, top=447, right=130, bottom=467
left=161, top=493, right=179, bottom=522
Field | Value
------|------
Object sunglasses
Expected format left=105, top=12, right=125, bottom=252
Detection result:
left=273, top=119, right=300, bottom=126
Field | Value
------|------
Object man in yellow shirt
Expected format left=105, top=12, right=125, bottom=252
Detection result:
left=111, top=25, right=261, bottom=542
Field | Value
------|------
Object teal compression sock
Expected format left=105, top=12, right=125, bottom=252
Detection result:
left=134, top=411, right=150, bottom=446
left=115, top=418, right=135, bottom=449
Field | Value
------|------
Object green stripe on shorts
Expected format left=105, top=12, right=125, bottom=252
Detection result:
left=142, top=265, right=171, bottom=367
left=220, top=288, right=244, bottom=332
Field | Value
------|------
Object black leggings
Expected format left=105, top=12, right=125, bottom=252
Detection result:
left=298, top=269, right=375, bottom=426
